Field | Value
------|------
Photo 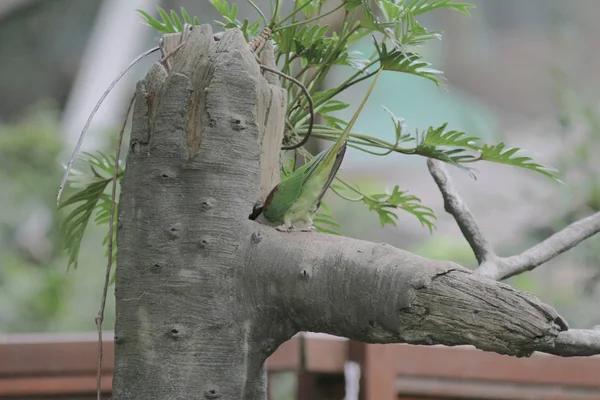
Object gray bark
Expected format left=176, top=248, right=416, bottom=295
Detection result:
left=113, top=27, right=600, bottom=399
left=114, top=26, right=288, bottom=399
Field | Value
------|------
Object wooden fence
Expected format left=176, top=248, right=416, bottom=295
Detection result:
left=1, top=332, right=599, bottom=399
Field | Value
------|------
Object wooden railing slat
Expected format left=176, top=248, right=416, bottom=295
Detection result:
left=1, top=333, right=600, bottom=399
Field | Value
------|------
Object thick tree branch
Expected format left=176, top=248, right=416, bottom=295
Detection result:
left=250, top=226, right=600, bottom=357
left=426, top=159, right=600, bottom=281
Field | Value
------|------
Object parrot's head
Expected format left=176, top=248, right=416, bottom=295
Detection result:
left=249, top=185, right=280, bottom=226
left=249, top=200, right=265, bottom=221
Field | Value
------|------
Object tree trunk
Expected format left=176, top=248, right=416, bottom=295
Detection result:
left=114, top=26, right=288, bottom=399
left=112, top=26, right=599, bottom=400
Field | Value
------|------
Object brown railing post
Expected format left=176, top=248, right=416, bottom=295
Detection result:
left=348, top=341, right=397, bottom=400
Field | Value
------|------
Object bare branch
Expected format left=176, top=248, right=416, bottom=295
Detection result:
left=426, top=159, right=495, bottom=264
left=478, top=211, right=600, bottom=280
left=250, top=228, right=600, bottom=358
left=550, top=328, right=600, bottom=357
left=427, top=159, right=600, bottom=281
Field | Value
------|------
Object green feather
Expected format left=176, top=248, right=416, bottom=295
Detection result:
left=261, top=67, right=384, bottom=228
left=263, top=161, right=314, bottom=222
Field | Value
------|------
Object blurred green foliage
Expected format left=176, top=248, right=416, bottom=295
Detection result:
left=0, top=107, right=114, bottom=333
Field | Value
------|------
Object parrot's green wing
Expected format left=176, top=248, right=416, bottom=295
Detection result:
left=261, top=144, right=345, bottom=223
left=261, top=156, right=320, bottom=223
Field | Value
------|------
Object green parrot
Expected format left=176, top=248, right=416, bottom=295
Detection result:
left=254, top=67, right=384, bottom=231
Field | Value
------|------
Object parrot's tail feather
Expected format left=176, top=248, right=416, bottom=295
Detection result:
left=316, top=142, right=347, bottom=208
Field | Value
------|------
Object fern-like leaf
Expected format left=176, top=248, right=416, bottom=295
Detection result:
left=59, top=152, right=123, bottom=270
left=374, top=40, right=443, bottom=86
left=420, top=123, right=479, bottom=148
left=403, top=0, right=474, bottom=16
left=276, top=24, right=347, bottom=67
left=478, top=144, right=562, bottom=182
left=59, top=179, right=110, bottom=270
left=138, top=7, right=181, bottom=33
left=367, top=185, right=436, bottom=231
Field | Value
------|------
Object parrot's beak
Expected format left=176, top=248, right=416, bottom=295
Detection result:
left=249, top=201, right=264, bottom=221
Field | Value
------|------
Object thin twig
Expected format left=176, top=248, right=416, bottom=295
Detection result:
left=57, top=46, right=160, bottom=205
left=258, top=64, right=315, bottom=150
left=427, top=158, right=600, bottom=281
left=95, top=95, right=134, bottom=400
left=427, top=159, right=494, bottom=264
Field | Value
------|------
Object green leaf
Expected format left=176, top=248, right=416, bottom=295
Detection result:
left=137, top=9, right=170, bottom=33
left=415, top=124, right=480, bottom=166
left=248, top=19, right=262, bottom=37
left=208, top=0, right=238, bottom=22
left=157, top=7, right=175, bottom=32
left=317, top=99, right=350, bottom=114
left=376, top=208, right=398, bottom=227
left=344, top=0, right=363, bottom=11
left=208, top=0, right=229, bottom=16
left=420, top=123, right=479, bottom=149
left=379, top=0, right=403, bottom=20
left=276, top=24, right=342, bottom=66
left=404, top=0, right=474, bottom=17
left=59, top=178, right=111, bottom=270
left=322, top=115, right=349, bottom=130
left=374, top=39, right=444, bottom=86
left=206, top=0, right=262, bottom=41
left=180, top=7, right=192, bottom=24
left=58, top=152, right=122, bottom=270
left=170, top=10, right=183, bottom=31
left=295, top=0, right=326, bottom=17
left=136, top=7, right=198, bottom=33
left=344, top=50, right=370, bottom=71
left=478, top=143, right=562, bottom=182
left=365, top=185, right=436, bottom=231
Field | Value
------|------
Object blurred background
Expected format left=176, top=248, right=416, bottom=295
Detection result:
left=2, top=1, right=600, bottom=399
left=0, top=0, right=598, bottom=344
